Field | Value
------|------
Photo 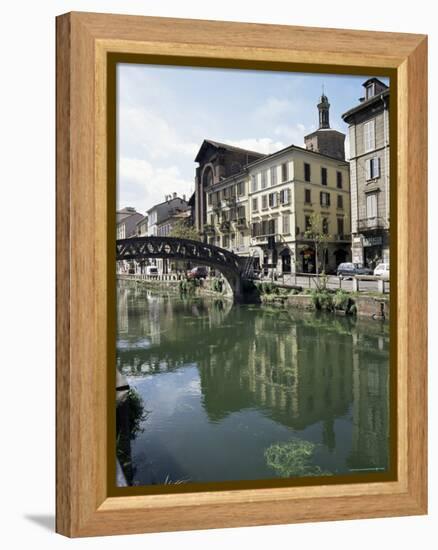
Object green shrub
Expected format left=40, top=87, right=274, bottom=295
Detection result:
left=212, top=277, right=224, bottom=293
left=117, top=388, right=149, bottom=440
left=310, top=289, right=334, bottom=311
left=333, top=289, right=350, bottom=311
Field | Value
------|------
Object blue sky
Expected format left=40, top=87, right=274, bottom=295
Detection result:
left=117, top=63, right=389, bottom=213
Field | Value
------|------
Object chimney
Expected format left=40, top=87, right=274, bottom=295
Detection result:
left=183, top=194, right=186, bottom=201
left=173, top=192, right=177, bottom=199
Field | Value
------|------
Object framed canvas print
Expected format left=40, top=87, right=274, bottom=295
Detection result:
left=56, top=12, right=428, bottom=537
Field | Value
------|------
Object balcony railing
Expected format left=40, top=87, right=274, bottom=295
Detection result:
left=203, top=224, right=215, bottom=234
left=357, top=217, right=385, bottom=232
left=235, top=217, right=247, bottom=228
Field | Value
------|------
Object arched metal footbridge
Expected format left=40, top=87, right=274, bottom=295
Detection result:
left=116, top=236, right=249, bottom=300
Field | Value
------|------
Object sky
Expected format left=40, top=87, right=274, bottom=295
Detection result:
left=117, top=64, right=389, bottom=213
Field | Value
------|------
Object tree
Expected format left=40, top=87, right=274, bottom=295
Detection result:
left=304, top=213, right=331, bottom=278
left=169, top=220, right=201, bottom=241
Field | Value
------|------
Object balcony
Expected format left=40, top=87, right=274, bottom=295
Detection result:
left=220, top=220, right=231, bottom=232
left=203, top=224, right=216, bottom=235
left=334, top=233, right=351, bottom=242
left=235, top=217, right=247, bottom=228
left=357, top=217, right=385, bottom=233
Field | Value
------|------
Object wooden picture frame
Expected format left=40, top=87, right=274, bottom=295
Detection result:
left=56, top=11, right=428, bottom=537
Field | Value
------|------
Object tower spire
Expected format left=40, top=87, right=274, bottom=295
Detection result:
left=317, top=91, right=330, bottom=129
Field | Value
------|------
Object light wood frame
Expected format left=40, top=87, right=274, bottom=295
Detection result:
left=56, top=11, right=428, bottom=537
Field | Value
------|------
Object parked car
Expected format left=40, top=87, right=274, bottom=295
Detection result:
left=336, top=262, right=373, bottom=279
left=145, top=265, right=158, bottom=275
left=187, top=266, right=208, bottom=279
left=373, top=263, right=390, bottom=280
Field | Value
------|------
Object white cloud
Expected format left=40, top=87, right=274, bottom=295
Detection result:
left=223, top=137, right=286, bottom=155
left=273, top=123, right=307, bottom=146
left=119, top=106, right=199, bottom=160
left=117, top=157, right=194, bottom=213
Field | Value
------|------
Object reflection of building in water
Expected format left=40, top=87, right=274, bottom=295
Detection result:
left=116, top=283, right=390, bottom=471
left=199, top=312, right=354, bottom=436
left=117, top=285, right=129, bottom=335
left=348, top=327, right=390, bottom=471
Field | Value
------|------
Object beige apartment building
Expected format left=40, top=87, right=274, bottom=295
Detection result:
left=248, top=146, right=351, bottom=274
left=342, top=78, right=390, bottom=268
left=204, top=173, right=251, bottom=256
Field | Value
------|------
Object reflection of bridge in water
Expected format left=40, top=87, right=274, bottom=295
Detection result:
left=116, top=236, right=249, bottom=301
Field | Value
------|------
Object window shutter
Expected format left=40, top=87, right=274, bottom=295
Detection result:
left=366, top=159, right=371, bottom=180
left=376, top=157, right=381, bottom=178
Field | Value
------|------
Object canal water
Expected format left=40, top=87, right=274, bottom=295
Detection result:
left=117, top=282, right=390, bottom=487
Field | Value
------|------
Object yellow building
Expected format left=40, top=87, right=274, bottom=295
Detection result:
left=248, top=145, right=351, bottom=274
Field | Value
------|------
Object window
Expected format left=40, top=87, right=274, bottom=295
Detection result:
left=237, top=206, right=245, bottom=219
left=207, top=193, right=212, bottom=205
left=321, top=167, right=328, bottom=186
left=366, top=193, right=378, bottom=219
left=280, top=188, right=290, bottom=205
left=366, top=82, right=375, bottom=99
left=268, top=192, right=278, bottom=208
left=322, top=218, right=329, bottom=234
left=305, top=215, right=312, bottom=231
left=305, top=189, right=312, bottom=204
left=268, top=219, right=276, bottom=235
left=251, top=175, right=258, bottom=192
left=252, top=197, right=258, bottom=212
left=261, top=170, right=268, bottom=189
left=251, top=222, right=260, bottom=237
left=320, top=191, right=331, bottom=207
left=282, top=214, right=290, bottom=234
left=237, top=181, right=244, bottom=195
left=281, top=163, right=289, bottom=182
left=337, top=194, right=343, bottom=209
left=261, top=195, right=268, bottom=210
left=337, top=217, right=344, bottom=237
left=363, top=120, right=375, bottom=152
left=336, top=171, right=343, bottom=189
left=304, top=162, right=311, bottom=182
left=366, top=157, right=380, bottom=180
left=270, top=166, right=277, bottom=186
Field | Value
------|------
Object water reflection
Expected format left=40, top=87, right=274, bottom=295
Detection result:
left=117, top=282, right=390, bottom=485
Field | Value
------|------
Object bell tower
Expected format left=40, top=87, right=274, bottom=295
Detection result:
left=318, top=93, right=330, bottom=129
left=304, top=92, right=346, bottom=160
